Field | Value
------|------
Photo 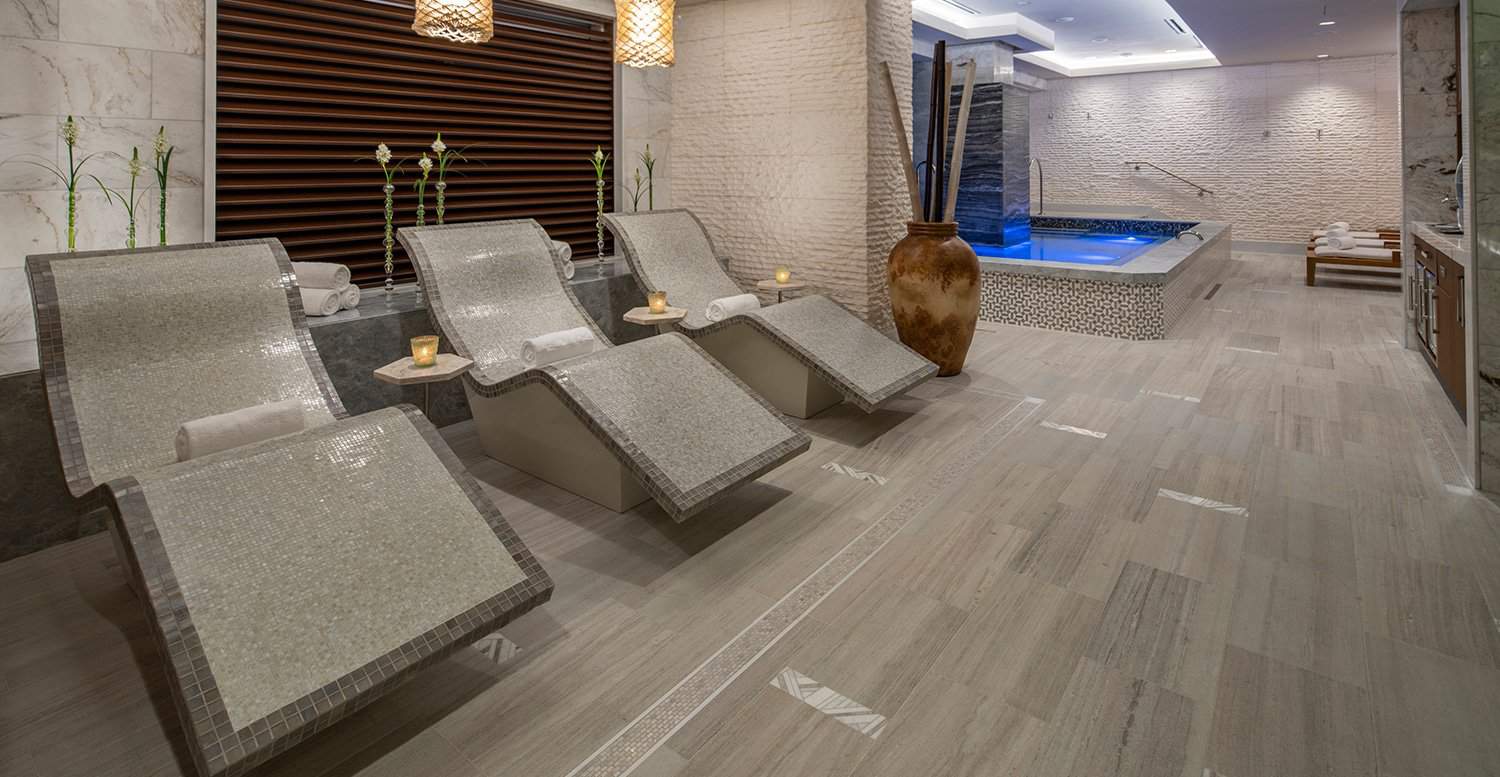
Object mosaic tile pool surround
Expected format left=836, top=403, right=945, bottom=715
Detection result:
left=978, top=220, right=1231, bottom=340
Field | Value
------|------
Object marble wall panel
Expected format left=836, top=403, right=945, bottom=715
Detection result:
left=0, top=38, right=152, bottom=117
left=0, top=0, right=59, bottom=39
left=57, top=0, right=203, bottom=54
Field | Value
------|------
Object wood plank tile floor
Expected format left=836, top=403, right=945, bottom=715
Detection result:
left=4, top=252, right=1499, bottom=777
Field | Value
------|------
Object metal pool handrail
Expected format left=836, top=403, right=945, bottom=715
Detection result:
left=1124, top=161, right=1214, bottom=197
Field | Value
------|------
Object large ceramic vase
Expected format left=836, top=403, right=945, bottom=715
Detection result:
left=887, top=221, right=980, bottom=376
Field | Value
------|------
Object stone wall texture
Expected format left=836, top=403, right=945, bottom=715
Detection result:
left=0, top=0, right=208, bottom=377
left=1029, top=55, right=1402, bottom=243
left=671, top=0, right=911, bottom=325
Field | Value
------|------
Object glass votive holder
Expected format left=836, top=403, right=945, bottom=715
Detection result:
left=648, top=290, right=668, bottom=314
left=774, top=266, right=792, bottom=284
left=411, top=335, right=439, bottom=368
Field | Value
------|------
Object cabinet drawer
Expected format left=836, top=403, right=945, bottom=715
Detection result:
left=1438, top=252, right=1463, bottom=293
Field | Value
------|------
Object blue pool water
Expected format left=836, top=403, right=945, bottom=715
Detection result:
left=974, top=229, right=1168, bottom=266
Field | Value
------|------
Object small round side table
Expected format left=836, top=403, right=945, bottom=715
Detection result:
left=373, top=353, right=473, bottom=416
left=756, top=279, right=808, bottom=303
left=623, top=305, right=688, bottom=334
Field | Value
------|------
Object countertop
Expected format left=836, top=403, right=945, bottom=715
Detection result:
left=1411, top=222, right=1469, bottom=270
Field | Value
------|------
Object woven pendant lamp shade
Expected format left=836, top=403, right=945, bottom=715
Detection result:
left=413, top=0, right=494, bottom=45
left=614, top=0, right=675, bottom=68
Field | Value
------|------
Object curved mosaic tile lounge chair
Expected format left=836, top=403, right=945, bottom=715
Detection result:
left=603, top=209, right=939, bottom=419
left=396, top=219, right=810, bottom=519
left=25, top=239, right=553, bottom=777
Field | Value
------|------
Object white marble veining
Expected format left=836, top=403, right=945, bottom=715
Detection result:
left=0, top=38, right=151, bottom=117
left=0, top=113, right=60, bottom=190
left=68, top=116, right=201, bottom=189
left=151, top=50, right=203, bottom=120
left=58, top=0, right=203, bottom=54
left=0, top=0, right=57, bottom=39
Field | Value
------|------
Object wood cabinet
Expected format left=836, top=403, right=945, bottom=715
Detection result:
left=1416, top=236, right=1466, bottom=419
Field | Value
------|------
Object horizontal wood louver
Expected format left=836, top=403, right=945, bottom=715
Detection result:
left=216, top=0, right=614, bottom=286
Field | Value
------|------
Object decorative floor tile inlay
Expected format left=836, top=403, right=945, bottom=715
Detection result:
left=821, top=461, right=889, bottom=486
left=1040, top=420, right=1108, bottom=439
left=1157, top=488, right=1249, bottom=517
left=473, top=631, right=521, bottom=666
left=1143, top=390, right=1202, bottom=403
left=769, top=668, right=887, bottom=739
left=1224, top=346, right=1279, bottom=356
left=562, top=395, right=1045, bottom=777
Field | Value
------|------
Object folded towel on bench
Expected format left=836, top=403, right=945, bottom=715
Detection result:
left=175, top=399, right=306, bottom=461
left=1313, top=245, right=1395, bottom=260
left=521, top=326, right=597, bottom=368
left=1314, top=237, right=1388, bottom=248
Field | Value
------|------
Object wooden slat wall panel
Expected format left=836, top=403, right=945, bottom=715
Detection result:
left=216, top=0, right=614, bottom=286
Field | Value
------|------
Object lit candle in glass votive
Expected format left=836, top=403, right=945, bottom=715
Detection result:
left=648, top=290, right=668, bottom=314
left=774, top=267, right=792, bottom=284
left=411, top=335, right=439, bottom=368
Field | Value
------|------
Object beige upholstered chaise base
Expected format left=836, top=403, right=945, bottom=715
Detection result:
left=695, top=323, right=845, bottom=419
left=467, top=383, right=651, bottom=512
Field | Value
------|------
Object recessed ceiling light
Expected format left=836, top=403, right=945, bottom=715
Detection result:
left=1319, top=20, right=1336, bottom=26
left=1016, top=0, right=1030, bottom=5
left=1164, top=48, right=1178, bottom=53
left=1054, top=16, right=1075, bottom=23
left=1092, top=36, right=1110, bottom=43
left=1317, top=53, right=1330, bottom=58
left=1119, top=52, right=1133, bottom=57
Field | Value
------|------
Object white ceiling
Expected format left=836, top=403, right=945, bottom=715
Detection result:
left=1169, top=0, right=1403, bottom=66
left=913, top=0, right=1402, bottom=77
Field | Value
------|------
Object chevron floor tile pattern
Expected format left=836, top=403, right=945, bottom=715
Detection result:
left=768, top=668, right=886, bottom=738
left=3, top=253, right=1499, bottom=777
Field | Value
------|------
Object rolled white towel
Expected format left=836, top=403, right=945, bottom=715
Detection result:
left=520, top=326, right=597, bottom=368
left=1327, top=221, right=1350, bottom=231
left=300, top=287, right=342, bottom=317
left=291, top=261, right=350, bottom=290
left=339, top=284, right=360, bottom=310
left=552, top=240, right=576, bottom=279
left=1323, top=235, right=1358, bottom=250
left=1312, top=229, right=1383, bottom=239
left=706, top=293, right=761, bottom=323
left=1315, top=236, right=1387, bottom=248
left=175, top=399, right=305, bottom=462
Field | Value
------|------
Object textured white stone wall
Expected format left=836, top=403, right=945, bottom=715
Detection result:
left=1029, top=56, right=1402, bottom=243
left=0, top=0, right=207, bottom=376
left=670, top=0, right=910, bottom=323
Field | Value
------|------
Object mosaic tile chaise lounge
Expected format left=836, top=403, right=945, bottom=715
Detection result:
left=397, top=219, right=811, bottom=519
left=604, top=209, right=939, bottom=419
left=25, top=239, right=553, bottom=777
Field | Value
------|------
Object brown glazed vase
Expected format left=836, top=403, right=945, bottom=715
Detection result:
left=887, top=221, right=980, bottom=377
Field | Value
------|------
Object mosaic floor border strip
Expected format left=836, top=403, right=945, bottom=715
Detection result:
left=561, top=394, right=1045, bottom=777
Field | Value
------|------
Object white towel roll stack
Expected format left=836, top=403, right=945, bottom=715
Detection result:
left=552, top=240, right=576, bottom=280
left=175, top=399, right=306, bottom=461
left=706, top=293, right=761, bottom=323
left=300, top=287, right=342, bottom=317
left=1327, top=221, right=1351, bottom=232
left=521, top=326, right=597, bottom=368
left=339, top=284, right=360, bottom=310
left=291, top=261, right=351, bottom=290
left=1324, top=235, right=1358, bottom=250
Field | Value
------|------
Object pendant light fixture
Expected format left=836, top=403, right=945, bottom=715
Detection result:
left=614, top=0, right=675, bottom=68
left=413, top=0, right=495, bottom=45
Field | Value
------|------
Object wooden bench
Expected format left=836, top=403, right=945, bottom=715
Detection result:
left=1305, top=243, right=1402, bottom=286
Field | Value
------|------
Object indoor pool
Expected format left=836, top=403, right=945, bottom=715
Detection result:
left=974, top=229, right=1169, bottom=266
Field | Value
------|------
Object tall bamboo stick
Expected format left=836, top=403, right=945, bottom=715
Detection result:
left=944, top=61, right=978, bottom=223
left=923, top=41, right=945, bottom=222
left=938, top=60, right=953, bottom=222
left=879, top=62, right=922, bottom=221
